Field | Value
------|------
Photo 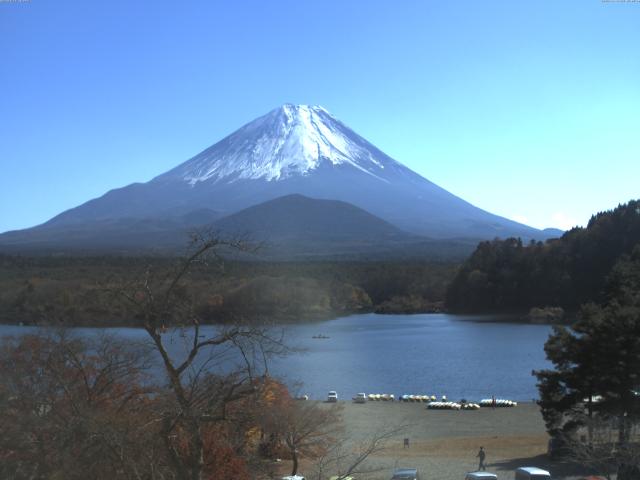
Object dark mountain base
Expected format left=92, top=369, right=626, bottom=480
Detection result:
left=0, top=195, right=479, bottom=260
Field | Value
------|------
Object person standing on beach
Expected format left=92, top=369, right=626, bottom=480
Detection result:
left=476, top=446, right=486, bottom=471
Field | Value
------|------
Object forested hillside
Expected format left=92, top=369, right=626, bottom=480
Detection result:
left=0, top=256, right=456, bottom=326
left=446, top=200, right=640, bottom=313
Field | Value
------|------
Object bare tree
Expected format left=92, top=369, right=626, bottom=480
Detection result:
left=309, top=423, right=408, bottom=480
left=259, top=386, right=408, bottom=480
left=115, top=232, right=288, bottom=480
left=260, top=398, right=343, bottom=476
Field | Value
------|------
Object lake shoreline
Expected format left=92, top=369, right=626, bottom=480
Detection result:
left=0, top=313, right=553, bottom=401
left=0, top=308, right=571, bottom=328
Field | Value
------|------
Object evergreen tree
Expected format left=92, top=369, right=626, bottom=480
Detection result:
left=534, top=250, right=640, bottom=473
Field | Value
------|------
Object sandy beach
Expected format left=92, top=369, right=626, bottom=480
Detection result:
left=284, top=401, right=594, bottom=480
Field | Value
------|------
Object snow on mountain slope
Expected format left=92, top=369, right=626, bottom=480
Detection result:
left=157, top=104, right=397, bottom=184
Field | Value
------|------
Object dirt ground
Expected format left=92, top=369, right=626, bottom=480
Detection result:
left=279, top=401, right=601, bottom=480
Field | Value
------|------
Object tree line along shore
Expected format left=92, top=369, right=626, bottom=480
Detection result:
left=0, top=255, right=455, bottom=327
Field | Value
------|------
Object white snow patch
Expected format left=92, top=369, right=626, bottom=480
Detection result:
left=175, top=105, right=392, bottom=185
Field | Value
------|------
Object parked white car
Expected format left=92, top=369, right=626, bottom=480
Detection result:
left=353, top=392, right=367, bottom=403
left=327, top=391, right=338, bottom=402
left=514, top=467, right=551, bottom=480
left=465, top=472, right=498, bottom=480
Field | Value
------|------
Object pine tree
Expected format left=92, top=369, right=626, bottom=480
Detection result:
left=534, top=249, right=640, bottom=473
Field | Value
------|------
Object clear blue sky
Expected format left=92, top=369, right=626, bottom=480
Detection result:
left=1, top=0, right=639, bottom=233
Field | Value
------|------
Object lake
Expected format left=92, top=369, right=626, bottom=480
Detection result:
left=0, top=313, right=553, bottom=402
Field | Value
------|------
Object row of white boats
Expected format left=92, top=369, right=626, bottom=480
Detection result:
left=427, top=401, right=481, bottom=410
left=479, top=398, right=518, bottom=407
left=357, top=394, right=518, bottom=409
left=401, top=394, right=441, bottom=402
left=366, top=393, right=396, bottom=401
left=365, top=393, right=452, bottom=402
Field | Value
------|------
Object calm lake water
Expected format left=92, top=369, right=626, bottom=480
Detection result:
left=0, top=313, right=553, bottom=401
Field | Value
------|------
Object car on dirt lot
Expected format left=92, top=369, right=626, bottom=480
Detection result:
left=465, top=472, right=498, bottom=480
left=515, top=467, right=551, bottom=480
left=390, top=468, right=420, bottom=480
left=353, top=392, right=367, bottom=403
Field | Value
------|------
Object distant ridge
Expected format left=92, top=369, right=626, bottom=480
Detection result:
left=214, top=194, right=409, bottom=243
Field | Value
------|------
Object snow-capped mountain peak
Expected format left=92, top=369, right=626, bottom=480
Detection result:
left=159, top=104, right=394, bottom=185
left=0, top=103, right=555, bottom=249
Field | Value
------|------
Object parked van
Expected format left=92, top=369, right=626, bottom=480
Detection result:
left=327, top=391, right=338, bottom=402
left=515, top=467, right=551, bottom=480
left=465, top=472, right=498, bottom=480
left=353, top=393, right=367, bottom=403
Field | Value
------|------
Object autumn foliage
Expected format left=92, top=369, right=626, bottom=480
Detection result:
left=0, top=333, right=303, bottom=480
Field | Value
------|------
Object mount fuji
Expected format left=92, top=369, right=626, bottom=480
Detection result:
left=0, top=104, right=555, bottom=255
